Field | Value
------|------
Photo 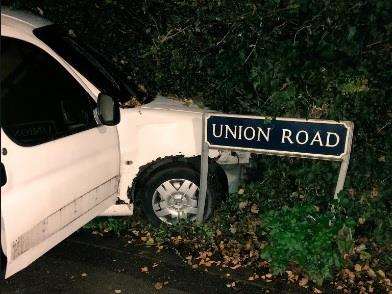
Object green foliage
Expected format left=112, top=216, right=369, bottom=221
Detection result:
left=12, top=0, right=390, bottom=217
left=84, top=217, right=132, bottom=236
left=152, top=218, right=215, bottom=245
left=11, top=0, right=391, bottom=283
left=260, top=202, right=355, bottom=285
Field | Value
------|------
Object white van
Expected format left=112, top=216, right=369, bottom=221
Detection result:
left=0, top=9, right=249, bottom=278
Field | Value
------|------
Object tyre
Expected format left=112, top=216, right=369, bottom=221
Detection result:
left=140, top=165, right=217, bottom=226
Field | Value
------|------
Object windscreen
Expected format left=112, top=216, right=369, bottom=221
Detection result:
left=33, top=24, right=151, bottom=105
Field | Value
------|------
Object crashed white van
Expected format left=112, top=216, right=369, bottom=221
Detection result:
left=0, top=9, right=249, bottom=277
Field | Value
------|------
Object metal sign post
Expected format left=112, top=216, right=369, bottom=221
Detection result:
left=197, top=112, right=210, bottom=223
left=197, top=113, right=354, bottom=223
left=333, top=123, right=354, bottom=199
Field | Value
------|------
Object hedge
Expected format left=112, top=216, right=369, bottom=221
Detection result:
left=11, top=0, right=391, bottom=261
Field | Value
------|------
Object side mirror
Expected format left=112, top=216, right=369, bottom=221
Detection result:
left=97, top=93, right=120, bottom=126
left=1, top=163, right=7, bottom=187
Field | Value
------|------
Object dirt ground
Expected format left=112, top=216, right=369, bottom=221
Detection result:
left=0, top=230, right=305, bottom=294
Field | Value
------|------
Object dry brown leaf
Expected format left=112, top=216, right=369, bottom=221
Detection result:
left=354, top=264, right=362, bottom=272
left=154, top=282, right=163, bottom=290
left=370, top=186, right=379, bottom=198
left=204, top=261, right=212, bottom=267
left=230, top=264, right=241, bottom=270
left=140, top=267, right=149, bottom=273
left=238, top=201, right=248, bottom=210
left=250, top=204, right=259, bottom=214
left=146, top=237, right=155, bottom=245
left=299, top=277, right=309, bottom=287
left=356, top=244, right=366, bottom=253
left=344, top=269, right=355, bottom=280
left=259, top=261, right=269, bottom=268
left=37, top=7, right=44, bottom=16
left=286, top=271, right=293, bottom=280
left=377, top=269, right=386, bottom=279
left=367, top=268, right=376, bottom=278
left=362, top=264, right=369, bottom=271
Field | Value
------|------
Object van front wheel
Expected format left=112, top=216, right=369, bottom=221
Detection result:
left=141, top=166, right=216, bottom=226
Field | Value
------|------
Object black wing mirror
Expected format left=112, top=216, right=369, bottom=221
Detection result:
left=1, top=163, right=7, bottom=187
left=97, top=93, right=120, bottom=126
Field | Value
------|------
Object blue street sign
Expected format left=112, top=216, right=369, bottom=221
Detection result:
left=205, top=114, right=352, bottom=160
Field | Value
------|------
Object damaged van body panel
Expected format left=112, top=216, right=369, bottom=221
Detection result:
left=116, top=96, right=250, bottom=204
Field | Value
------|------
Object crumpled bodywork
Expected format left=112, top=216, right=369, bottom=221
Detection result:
left=116, top=96, right=250, bottom=203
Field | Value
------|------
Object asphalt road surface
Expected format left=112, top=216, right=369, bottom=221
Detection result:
left=0, top=231, right=303, bottom=293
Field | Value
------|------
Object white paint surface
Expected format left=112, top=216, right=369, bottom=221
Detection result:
left=0, top=9, right=248, bottom=278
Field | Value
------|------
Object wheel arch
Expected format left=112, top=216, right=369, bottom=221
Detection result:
left=128, top=155, right=228, bottom=205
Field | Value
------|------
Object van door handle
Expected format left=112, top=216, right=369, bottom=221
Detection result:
left=1, top=163, right=7, bottom=187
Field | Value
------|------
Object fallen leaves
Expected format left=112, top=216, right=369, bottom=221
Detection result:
left=354, top=264, right=362, bottom=272
left=376, top=269, right=385, bottom=279
left=154, top=282, right=163, bottom=290
left=140, top=266, right=149, bottom=273
left=248, top=273, right=259, bottom=281
left=343, top=268, right=356, bottom=281
left=286, top=270, right=298, bottom=283
left=367, top=268, right=377, bottom=278
left=195, top=251, right=214, bottom=268
left=298, top=276, right=309, bottom=287
left=83, top=198, right=390, bottom=294
left=154, top=281, right=169, bottom=290
left=250, top=204, right=259, bottom=214
left=238, top=201, right=248, bottom=210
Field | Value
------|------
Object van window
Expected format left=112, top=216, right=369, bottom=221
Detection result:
left=1, top=37, right=97, bottom=146
left=33, top=24, right=153, bottom=105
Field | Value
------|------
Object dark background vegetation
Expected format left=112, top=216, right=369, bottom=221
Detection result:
left=7, top=0, right=391, bottom=287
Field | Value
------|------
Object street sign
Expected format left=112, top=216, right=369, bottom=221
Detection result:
left=206, top=114, right=351, bottom=160
left=197, top=113, right=354, bottom=223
